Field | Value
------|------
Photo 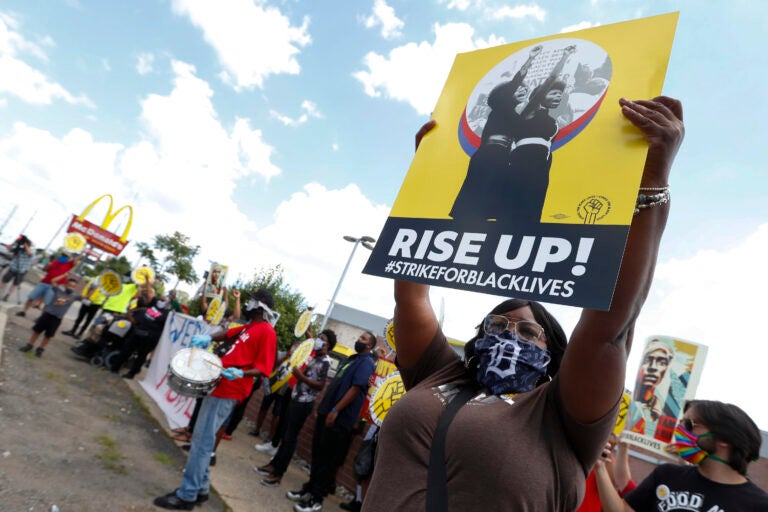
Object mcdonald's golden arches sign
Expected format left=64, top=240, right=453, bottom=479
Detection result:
left=66, top=194, right=133, bottom=255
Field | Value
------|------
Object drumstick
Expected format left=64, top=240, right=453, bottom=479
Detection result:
left=204, top=359, right=224, bottom=370
left=188, top=347, right=195, bottom=366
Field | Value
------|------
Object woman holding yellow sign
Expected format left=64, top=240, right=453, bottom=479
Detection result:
left=364, top=95, right=685, bottom=511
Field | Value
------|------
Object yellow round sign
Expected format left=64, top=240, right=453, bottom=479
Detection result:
left=289, top=339, right=315, bottom=368
left=131, top=266, right=155, bottom=284
left=613, top=390, right=631, bottom=435
left=63, top=233, right=87, bottom=253
left=369, top=373, right=405, bottom=426
left=294, top=309, right=313, bottom=338
left=98, top=270, right=123, bottom=297
left=205, top=297, right=222, bottom=324
left=384, top=319, right=396, bottom=352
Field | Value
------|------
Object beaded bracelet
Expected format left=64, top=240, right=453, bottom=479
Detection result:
left=634, top=187, right=670, bottom=215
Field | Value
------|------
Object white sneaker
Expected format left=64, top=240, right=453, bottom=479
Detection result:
left=294, top=498, right=322, bottom=512
left=254, top=442, right=278, bottom=456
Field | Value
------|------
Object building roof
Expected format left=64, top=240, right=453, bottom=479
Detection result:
left=762, top=431, right=768, bottom=459
left=325, top=303, right=389, bottom=336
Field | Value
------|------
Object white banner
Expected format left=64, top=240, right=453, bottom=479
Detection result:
left=138, top=312, right=211, bottom=429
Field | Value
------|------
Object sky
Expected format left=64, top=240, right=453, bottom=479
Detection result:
left=1, top=0, right=766, bottom=429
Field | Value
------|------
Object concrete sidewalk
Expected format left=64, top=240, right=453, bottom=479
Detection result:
left=0, top=290, right=352, bottom=512
left=124, top=375, right=351, bottom=512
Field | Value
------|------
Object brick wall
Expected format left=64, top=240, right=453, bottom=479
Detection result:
left=244, top=381, right=365, bottom=495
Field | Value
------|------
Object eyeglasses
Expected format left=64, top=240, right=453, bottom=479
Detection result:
left=681, top=418, right=697, bottom=431
left=483, top=315, right=545, bottom=344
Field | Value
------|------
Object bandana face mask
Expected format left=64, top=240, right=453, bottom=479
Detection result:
left=244, top=299, right=280, bottom=326
left=474, top=330, right=551, bottom=395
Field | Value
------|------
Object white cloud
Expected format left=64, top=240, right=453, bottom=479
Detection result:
left=101, top=58, right=111, bottom=72
left=0, top=13, right=91, bottom=106
left=627, top=224, right=768, bottom=429
left=362, top=0, right=404, bottom=40
left=332, top=143, right=339, bottom=152
left=136, top=52, right=155, bottom=75
left=489, top=4, right=546, bottom=22
left=269, top=99, right=322, bottom=127
left=440, top=0, right=475, bottom=10
left=353, top=22, right=504, bottom=115
left=0, top=59, right=281, bottom=270
left=560, top=21, right=600, bottom=33
left=171, top=0, right=311, bottom=90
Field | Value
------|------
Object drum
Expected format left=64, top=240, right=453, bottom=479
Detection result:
left=167, top=348, right=222, bottom=398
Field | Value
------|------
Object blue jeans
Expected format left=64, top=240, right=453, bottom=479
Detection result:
left=28, top=283, right=54, bottom=305
left=176, top=395, right=237, bottom=502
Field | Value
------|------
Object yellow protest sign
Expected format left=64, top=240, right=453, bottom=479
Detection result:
left=384, top=319, right=396, bottom=351
left=269, top=339, right=315, bottom=393
left=369, top=373, right=406, bottom=427
left=205, top=296, right=225, bottom=325
left=132, top=266, right=155, bottom=284
left=613, top=390, right=631, bottom=435
left=63, top=233, right=87, bottom=253
left=294, top=309, right=313, bottom=338
left=98, top=270, right=123, bottom=297
left=364, top=13, right=678, bottom=310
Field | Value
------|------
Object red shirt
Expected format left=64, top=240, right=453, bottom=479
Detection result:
left=41, top=259, right=74, bottom=284
left=577, top=470, right=637, bottom=511
left=211, top=321, right=276, bottom=402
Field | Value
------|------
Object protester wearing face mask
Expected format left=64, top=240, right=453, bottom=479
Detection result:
left=108, top=295, right=171, bottom=379
left=597, top=400, right=768, bottom=511
left=15, top=251, right=78, bottom=317
left=19, top=278, right=80, bottom=357
left=363, top=96, right=685, bottom=512
left=154, top=289, right=277, bottom=510
left=257, top=329, right=338, bottom=488
left=289, top=331, right=377, bottom=512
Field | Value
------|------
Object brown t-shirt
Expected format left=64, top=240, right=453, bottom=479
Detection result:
left=363, top=332, right=617, bottom=512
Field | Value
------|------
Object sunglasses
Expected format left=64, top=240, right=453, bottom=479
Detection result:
left=681, top=418, right=698, bottom=431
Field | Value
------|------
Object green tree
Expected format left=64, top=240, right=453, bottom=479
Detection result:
left=84, top=255, right=132, bottom=279
left=137, top=232, right=200, bottom=290
left=135, top=241, right=159, bottom=273
left=155, top=232, right=199, bottom=290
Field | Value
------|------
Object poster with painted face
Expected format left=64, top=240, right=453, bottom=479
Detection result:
left=363, top=13, right=678, bottom=309
left=204, top=262, right=227, bottom=299
left=623, top=335, right=708, bottom=458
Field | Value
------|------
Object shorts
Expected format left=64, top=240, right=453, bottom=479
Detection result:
left=28, top=283, right=55, bottom=305
left=2, top=268, right=26, bottom=285
left=33, top=312, right=63, bottom=339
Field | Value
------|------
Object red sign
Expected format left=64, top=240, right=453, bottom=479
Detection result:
left=67, top=215, right=128, bottom=255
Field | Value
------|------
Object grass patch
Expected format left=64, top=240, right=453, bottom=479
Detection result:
left=103, top=413, right=122, bottom=423
left=153, top=452, right=174, bottom=466
left=131, top=393, right=151, bottom=417
left=93, top=434, right=127, bottom=474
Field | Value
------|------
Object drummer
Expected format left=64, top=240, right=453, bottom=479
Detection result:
left=154, top=289, right=278, bottom=510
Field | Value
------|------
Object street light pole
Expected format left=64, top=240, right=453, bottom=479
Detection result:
left=319, top=235, right=375, bottom=332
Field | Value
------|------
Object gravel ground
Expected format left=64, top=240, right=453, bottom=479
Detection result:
left=0, top=307, right=227, bottom=512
